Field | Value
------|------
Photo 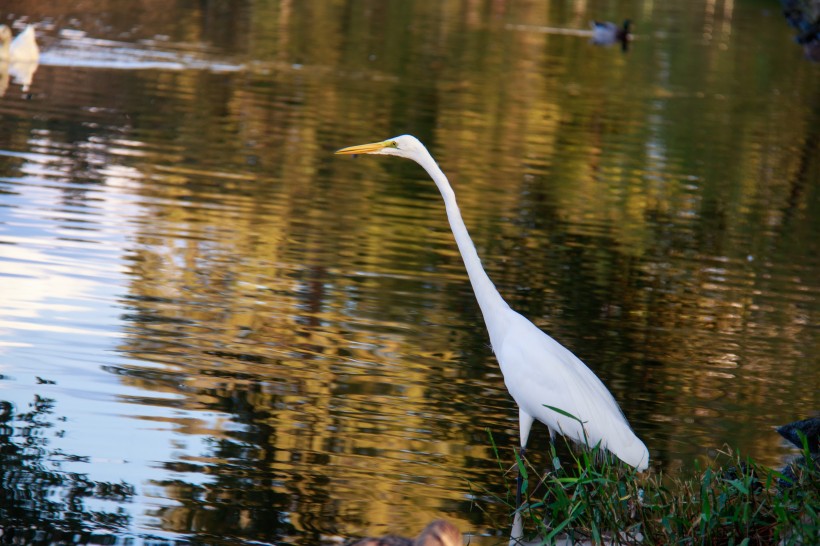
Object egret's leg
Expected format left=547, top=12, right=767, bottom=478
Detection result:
left=516, top=409, right=535, bottom=507
left=548, top=429, right=560, bottom=472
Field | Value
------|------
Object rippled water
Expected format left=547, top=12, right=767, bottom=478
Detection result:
left=1, top=1, right=818, bottom=544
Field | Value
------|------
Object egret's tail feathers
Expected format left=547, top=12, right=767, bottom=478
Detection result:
left=543, top=403, right=649, bottom=471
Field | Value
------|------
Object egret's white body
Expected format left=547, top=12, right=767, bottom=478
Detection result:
left=336, top=135, right=649, bottom=474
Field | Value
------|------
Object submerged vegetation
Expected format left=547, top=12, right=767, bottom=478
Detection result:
left=486, top=430, right=818, bottom=545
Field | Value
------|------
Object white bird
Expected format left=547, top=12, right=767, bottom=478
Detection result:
left=336, top=136, right=649, bottom=502
left=0, top=24, right=40, bottom=62
left=0, top=24, right=40, bottom=94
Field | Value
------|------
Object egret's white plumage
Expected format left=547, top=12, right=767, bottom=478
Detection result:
left=335, top=135, right=649, bottom=474
left=499, top=312, right=648, bottom=469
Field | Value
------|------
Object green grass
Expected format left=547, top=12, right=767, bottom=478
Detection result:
left=485, top=428, right=819, bottom=545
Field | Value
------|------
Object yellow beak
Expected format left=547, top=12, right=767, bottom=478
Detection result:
left=335, top=140, right=392, bottom=155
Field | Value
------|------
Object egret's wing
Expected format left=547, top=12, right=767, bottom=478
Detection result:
left=497, top=311, right=648, bottom=469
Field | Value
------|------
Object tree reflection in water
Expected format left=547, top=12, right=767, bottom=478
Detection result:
left=0, top=396, right=134, bottom=544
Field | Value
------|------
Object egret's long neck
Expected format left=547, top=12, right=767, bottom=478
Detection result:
left=415, top=150, right=510, bottom=333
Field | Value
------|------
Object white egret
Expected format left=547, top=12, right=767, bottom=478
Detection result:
left=336, top=135, right=649, bottom=502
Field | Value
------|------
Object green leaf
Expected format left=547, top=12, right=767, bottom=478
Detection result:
left=516, top=452, right=528, bottom=478
left=545, top=516, right=571, bottom=543
left=485, top=428, right=506, bottom=473
left=702, top=493, right=712, bottom=522
left=727, top=478, right=749, bottom=495
left=543, top=405, right=585, bottom=426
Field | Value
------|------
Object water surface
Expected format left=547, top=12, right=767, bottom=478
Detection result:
left=0, top=1, right=818, bottom=544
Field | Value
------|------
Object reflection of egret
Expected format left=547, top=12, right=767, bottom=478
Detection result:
left=336, top=136, right=649, bottom=504
left=0, top=24, right=40, bottom=94
left=590, top=20, right=632, bottom=50
left=350, top=520, right=461, bottom=546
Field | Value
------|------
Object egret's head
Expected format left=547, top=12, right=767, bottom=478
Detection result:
left=335, top=135, right=426, bottom=160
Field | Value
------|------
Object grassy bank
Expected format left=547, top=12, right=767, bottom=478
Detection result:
left=486, top=432, right=818, bottom=545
